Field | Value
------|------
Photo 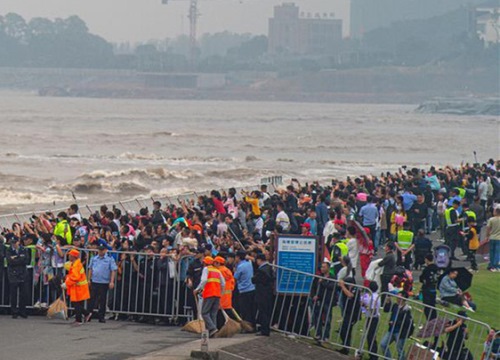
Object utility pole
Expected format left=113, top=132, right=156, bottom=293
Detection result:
left=188, top=0, right=199, bottom=66
left=162, top=0, right=199, bottom=66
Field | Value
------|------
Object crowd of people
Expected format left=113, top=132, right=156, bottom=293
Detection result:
left=1, top=160, right=500, bottom=359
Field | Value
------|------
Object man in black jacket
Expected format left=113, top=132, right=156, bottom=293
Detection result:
left=252, top=253, right=274, bottom=336
left=419, top=254, right=439, bottom=320
left=311, top=262, right=336, bottom=342
left=378, top=242, right=397, bottom=300
left=186, top=248, right=204, bottom=318
left=6, top=236, right=29, bottom=318
left=338, top=277, right=361, bottom=355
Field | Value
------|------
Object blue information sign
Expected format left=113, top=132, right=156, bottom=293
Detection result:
left=276, top=236, right=316, bottom=294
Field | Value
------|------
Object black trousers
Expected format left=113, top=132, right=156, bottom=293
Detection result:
left=380, top=275, right=392, bottom=303
left=9, top=281, right=27, bottom=316
left=397, top=250, right=412, bottom=270
left=340, top=318, right=357, bottom=349
left=366, top=317, right=379, bottom=360
left=238, top=290, right=256, bottom=325
left=87, top=282, right=109, bottom=320
left=445, top=226, right=459, bottom=257
left=422, top=289, right=437, bottom=320
left=256, top=294, right=273, bottom=335
left=73, top=300, right=88, bottom=323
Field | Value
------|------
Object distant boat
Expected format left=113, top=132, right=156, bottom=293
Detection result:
left=415, top=97, right=500, bottom=116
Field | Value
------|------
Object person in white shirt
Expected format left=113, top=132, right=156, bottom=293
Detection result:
left=276, top=203, right=290, bottom=232
left=253, top=214, right=264, bottom=237
left=346, top=226, right=359, bottom=273
left=322, top=211, right=337, bottom=242
left=478, top=174, right=489, bottom=208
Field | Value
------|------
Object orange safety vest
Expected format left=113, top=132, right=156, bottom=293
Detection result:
left=65, top=258, right=90, bottom=303
left=219, top=266, right=235, bottom=309
left=202, top=266, right=223, bottom=299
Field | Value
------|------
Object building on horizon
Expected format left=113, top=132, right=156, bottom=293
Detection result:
left=350, top=0, right=486, bottom=38
left=268, top=3, right=342, bottom=56
left=475, top=5, right=500, bottom=47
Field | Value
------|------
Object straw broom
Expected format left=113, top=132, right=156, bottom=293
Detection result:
left=231, top=308, right=255, bottom=333
left=182, top=293, right=205, bottom=334
left=215, top=309, right=241, bottom=338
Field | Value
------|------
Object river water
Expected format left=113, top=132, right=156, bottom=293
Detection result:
left=0, top=91, right=498, bottom=213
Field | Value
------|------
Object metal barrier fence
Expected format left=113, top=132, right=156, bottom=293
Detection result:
left=0, top=184, right=260, bottom=229
left=269, top=264, right=493, bottom=360
left=270, top=263, right=373, bottom=355
left=0, top=248, right=196, bottom=323
left=484, top=331, right=500, bottom=360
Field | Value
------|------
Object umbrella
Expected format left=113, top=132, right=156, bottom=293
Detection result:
left=351, top=220, right=371, bottom=245
left=417, top=317, right=449, bottom=338
left=438, top=267, right=473, bottom=291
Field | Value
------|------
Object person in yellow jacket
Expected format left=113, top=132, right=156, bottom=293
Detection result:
left=194, top=257, right=225, bottom=337
left=54, top=212, right=72, bottom=245
left=465, top=218, right=479, bottom=271
left=62, top=249, right=90, bottom=325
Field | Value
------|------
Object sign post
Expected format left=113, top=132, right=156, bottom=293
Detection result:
left=276, top=235, right=316, bottom=294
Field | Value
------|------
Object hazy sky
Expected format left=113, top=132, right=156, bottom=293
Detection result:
left=0, top=0, right=350, bottom=43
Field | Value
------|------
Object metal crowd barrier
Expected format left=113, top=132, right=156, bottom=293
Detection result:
left=268, top=264, right=493, bottom=360
left=269, top=263, right=373, bottom=355
left=0, top=248, right=195, bottom=323
left=484, top=330, right=500, bottom=360
left=360, top=292, right=492, bottom=360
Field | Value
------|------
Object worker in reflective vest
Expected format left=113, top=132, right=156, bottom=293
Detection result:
left=461, top=203, right=476, bottom=231
left=395, top=222, right=414, bottom=269
left=194, top=256, right=225, bottom=337
left=330, top=238, right=349, bottom=277
left=444, top=200, right=462, bottom=260
left=62, top=249, right=90, bottom=325
left=214, top=256, right=234, bottom=310
left=214, top=255, right=236, bottom=329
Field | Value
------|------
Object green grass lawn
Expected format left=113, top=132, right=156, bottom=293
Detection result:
left=304, top=266, right=499, bottom=358
left=464, top=264, right=500, bottom=329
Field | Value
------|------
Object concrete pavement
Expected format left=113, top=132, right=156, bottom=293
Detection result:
left=0, top=316, right=198, bottom=360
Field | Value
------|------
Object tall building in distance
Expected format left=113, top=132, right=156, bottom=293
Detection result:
left=268, top=3, right=342, bottom=56
left=350, top=0, right=486, bottom=38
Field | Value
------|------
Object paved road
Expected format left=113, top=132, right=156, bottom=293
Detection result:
left=0, top=316, right=198, bottom=360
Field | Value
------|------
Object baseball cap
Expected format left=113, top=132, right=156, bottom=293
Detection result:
left=214, top=256, right=225, bottom=264
left=203, top=256, right=214, bottom=265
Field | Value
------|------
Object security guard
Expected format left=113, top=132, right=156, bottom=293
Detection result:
left=6, top=236, right=29, bottom=318
left=444, top=200, right=461, bottom=260
left=395, top=222, right=414, bottom=269
left=194, top=257, right=225, bottom=337
left=330, top=236, right=349, bottom=277
left=86, top=244, right=117, bottom=323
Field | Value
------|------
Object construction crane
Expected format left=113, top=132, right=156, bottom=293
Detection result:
left=161, top=0, right=200, bottom=65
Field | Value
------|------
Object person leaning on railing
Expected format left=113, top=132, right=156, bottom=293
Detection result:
left=337, top=277, right=362, bottom=355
